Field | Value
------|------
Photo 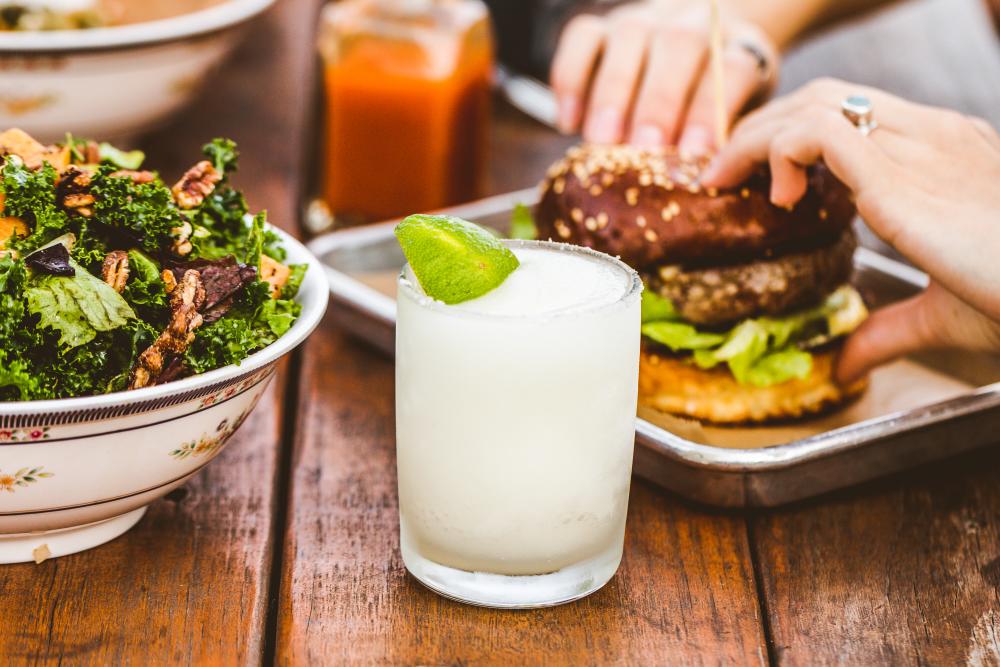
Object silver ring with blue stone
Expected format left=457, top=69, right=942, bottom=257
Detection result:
left=841, top=95, right=878, bottom=136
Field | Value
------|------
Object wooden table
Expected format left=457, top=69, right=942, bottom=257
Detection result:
left=2, top=0, right=1000, bottom=664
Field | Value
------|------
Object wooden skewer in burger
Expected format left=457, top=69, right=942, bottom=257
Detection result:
left=708, top=0, right=729, bottom=148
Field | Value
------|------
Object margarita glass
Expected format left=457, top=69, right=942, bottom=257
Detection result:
left=395, top=239, right=642, bottom=608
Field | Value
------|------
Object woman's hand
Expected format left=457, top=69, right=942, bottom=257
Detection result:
left=703, top=78, right=1000, bottom=382
left=550, top=0, right=779, bottom=154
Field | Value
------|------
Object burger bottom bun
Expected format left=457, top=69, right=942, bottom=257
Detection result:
left=639, top=344, right=868, bottom=424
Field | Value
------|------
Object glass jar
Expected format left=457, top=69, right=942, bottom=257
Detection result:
left=317, top=0, right=493, bottom=226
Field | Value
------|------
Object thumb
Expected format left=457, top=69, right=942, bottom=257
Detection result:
left=837, top=283, right=1000, bottom=384
left=836, top=291, right=936, bottom=385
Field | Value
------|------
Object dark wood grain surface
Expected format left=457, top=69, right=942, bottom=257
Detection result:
left=1, top=0, right=1000, bottom=665
left=0, top=374, right=286, bottom=665
left=752, top=448, right=1000, bottom=666
left=0, top=0, right=319, bottom=663
left=276, top=321, right=768, bottom=666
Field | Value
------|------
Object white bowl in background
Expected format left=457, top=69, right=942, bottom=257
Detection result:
left=0, top=227, right=327, bottom=564
left=0, top=0, right=275, bottom=142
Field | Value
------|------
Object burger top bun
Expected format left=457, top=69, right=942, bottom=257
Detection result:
left=535, top=144, right=856, bottom=269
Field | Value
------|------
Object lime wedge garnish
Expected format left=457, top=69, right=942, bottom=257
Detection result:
left=394, top=214, right=520, bottom=304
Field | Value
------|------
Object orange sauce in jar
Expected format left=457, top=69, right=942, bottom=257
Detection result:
left=319, top=0, right=493, bottom=225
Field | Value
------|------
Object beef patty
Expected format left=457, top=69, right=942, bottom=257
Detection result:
left=645, top=229, right=857, bottom=326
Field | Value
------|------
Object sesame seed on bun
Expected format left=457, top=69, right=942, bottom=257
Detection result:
left=535, top=144, right=855, bottom=269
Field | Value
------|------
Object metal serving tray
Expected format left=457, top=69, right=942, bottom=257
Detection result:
left=307, top=189, right=1000, bottom=507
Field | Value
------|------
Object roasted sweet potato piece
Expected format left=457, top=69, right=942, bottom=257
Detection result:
left=0, top=128, right=45, bottom=164
left=260, top=254, right=291, bottom=298
left=0, top=128, right=70, bottom=171
left=0, top=216, right=27, bottom=249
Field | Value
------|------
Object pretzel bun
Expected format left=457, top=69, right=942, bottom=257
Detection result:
left=535, top=144, right=855, bottom=269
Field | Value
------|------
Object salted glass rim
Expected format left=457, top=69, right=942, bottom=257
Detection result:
left=397, top=239, right=642, bottom=321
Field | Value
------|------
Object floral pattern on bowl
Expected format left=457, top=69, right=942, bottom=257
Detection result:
left=169, top=405, right=254, bottom=460
left=0, top=427, right=50, bottom=443
left=0, top=467, right=53, bottom=493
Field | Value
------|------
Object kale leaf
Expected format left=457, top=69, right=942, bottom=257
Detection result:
left=245, top=211, right=265, bottom=270
left=204, top=138, right=238, bottom=177
left=90, top=165, right=182, bottom=254
left=0, top=254, right=28, bottom=342
left=188, top=192, right=284, bottom=262
left=2, top=158, right=71, bottom=254
left=0, top=252, right=155, bottom=400
left=0, top=351, right=39, bottom=400
left=187, top=185, right=249, bottom=260
left=281, top=264, right=307, bottom=299
left=122, top=249, right=169, bottom=325
left=184, top=278, right=299, bottom=373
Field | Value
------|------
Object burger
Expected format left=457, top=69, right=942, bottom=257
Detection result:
left=534, top=144, right=869, bottom=424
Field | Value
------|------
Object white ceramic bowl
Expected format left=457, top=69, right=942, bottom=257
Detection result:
left=0, top=0, right=275, bottom=142
left=0, top=227, right=327, bottom=563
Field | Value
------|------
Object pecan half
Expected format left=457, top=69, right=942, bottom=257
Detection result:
left=171, top=160, right=221, bottom=209
left=56, top=167, right=95, bottom=217
left=109, top=169, right=156, bottom=184
left=161, top=268, right=177, bottom=294
left=101, top=250, right=130, bottom=293
left=80, top=140, right=101, bottom=165
left=171, top=220, right=194, bottom=257
left=129, top=269, right=206, bottom=389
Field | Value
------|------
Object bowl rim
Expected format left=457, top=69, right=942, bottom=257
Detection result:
left=0, top=0, right=276, bottom=52
left=0, top=225, right=328, bottom=416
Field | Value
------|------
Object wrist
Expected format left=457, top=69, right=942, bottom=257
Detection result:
left=719, top=0, right=827, bottom=50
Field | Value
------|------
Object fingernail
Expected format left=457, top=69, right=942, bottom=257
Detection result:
left=678, top=126, right=713, bottom=157
left=701, top=158, right=721, bottom=184
left=629, top=124, right=665, bottom=149
left=769, top=184, right=796, bottom=210
left=584, top=108, right=623, bottom=144
left=557, top=96, right=580, bottom=134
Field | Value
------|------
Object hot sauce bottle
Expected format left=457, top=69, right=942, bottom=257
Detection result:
left=318, top=0, right=493, bottom=226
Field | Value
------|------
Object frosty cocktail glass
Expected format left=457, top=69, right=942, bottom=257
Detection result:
left=395, top=239, right=642, bottom=608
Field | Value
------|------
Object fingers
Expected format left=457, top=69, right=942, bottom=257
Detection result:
left=837, top=283, right=1000, bottom=384
left=703, top=103, right=892, bottom=207
left=764, top=111, right=887, bottom=206
left=711, top=77, right=920, bottom=149
left=581, top=20, right=653, bottom=144
left=552, top=7, right=790, bottom=149
left=836, top=292, right=936, bottom=384
left=628, top=27, right=707, bottom=148
left=551, top=14, right=606, bottom=133
left=700, top=103, right=813, bottom=190
left=680, top=37, right=776, bottom=155
left=765, top=126, right=819, bottom=206
left=699, top=114, right=785, bottom=190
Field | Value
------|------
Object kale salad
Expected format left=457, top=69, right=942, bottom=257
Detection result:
left=0, top=129, right=305, bottom=402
